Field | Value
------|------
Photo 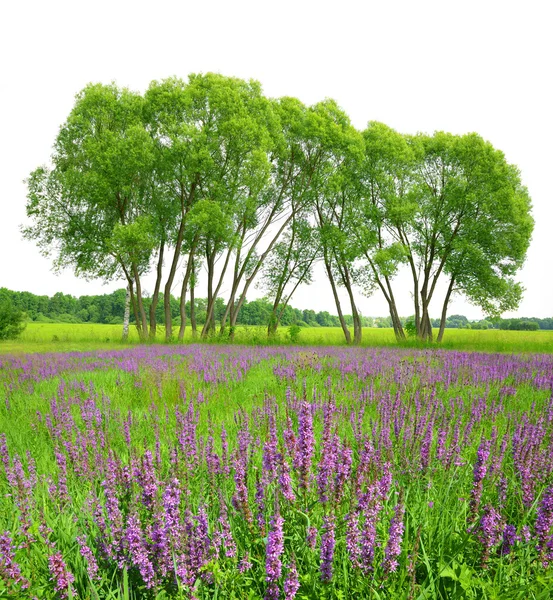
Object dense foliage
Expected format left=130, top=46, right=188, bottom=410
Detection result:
left=24, top=74, right=533, bottom=344
left=0, top=297, right=25, bottom=340
left=0, top=287, right=375, bottom=329
left=1, top=346, right=553, bottom=598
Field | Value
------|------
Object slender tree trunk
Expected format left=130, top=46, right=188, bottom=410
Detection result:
left=202, top=245, right=233, bottom=339
left=164, top=224, right=186, bottom=341
left=226, top=212, right=296, bottom=338
left=384, top=277, right=406, bottom=340
left=122, top=284, right=131, bottom=341
left=340, top=263, right=362, bottom=345
left=190, top=277, right=197, bottom=338
left=324, top=255, right=351, bottom=344
left=149, top=240, right=165, bottom=339
left=437, top=276, right=455, bottom=343
left=364, top=251, right=406, bottom=341
left=128, top=284, right=141, bottom=337
left=177, top=252, right=196, bottom=343
left=267, top=292, right=284, bottom=338
left=131, top=264, right=148, bottom=340
left=164, top=183, right=197, bottom=340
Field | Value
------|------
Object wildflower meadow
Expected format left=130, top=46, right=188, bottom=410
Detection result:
left=1, top=344, right=553, bottom=599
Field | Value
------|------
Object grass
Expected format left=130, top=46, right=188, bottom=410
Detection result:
left=2, top=322, right=552, bottom=355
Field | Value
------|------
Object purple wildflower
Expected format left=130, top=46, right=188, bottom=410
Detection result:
left=477, top=504, right=503, bottom=567
left=295, top=401, right=314, bottom=490
left=500, top=524, right=517, bottom=556
left=76, top=535, right=100, bottom=580
left=382, top=503, right=405, bottom=574
left=48, top=552, right=75, bottom=599
left=265, top=502, right=285, bottom=590
left=283, top=559, right=300, bottom=599
left=238, top=553, right=252, bottom=572
left=320, top=515, right=336, bottom=583
left=125, top=509, right=155, bottom=588
left=536, top=486, right=553, bottom=559
left=0, top=531, right=29, bottom=589
left=306, top=526, right=318, bottom=550
left=470, top=438, right=491, bottom=519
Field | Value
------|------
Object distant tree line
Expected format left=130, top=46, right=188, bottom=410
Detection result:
left=0, top=287, right=373, bottom=330
left=23, top=74, right=533, bottom=343
left=2, top=288, right=551, bottom=333
left=430, top=314, right=552, bottom=331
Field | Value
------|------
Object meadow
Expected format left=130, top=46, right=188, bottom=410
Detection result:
left=1, top=343, right=553, bottom=598
left=1, top=322, right=553, bottom=355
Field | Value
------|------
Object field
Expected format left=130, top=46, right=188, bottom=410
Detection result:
left=1, top=322, right=553, bottom=355
left=2, top=342, right=553, bottom=599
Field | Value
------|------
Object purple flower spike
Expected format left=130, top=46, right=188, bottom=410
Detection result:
left=382, top=503, right=405, bottom=574
left=48, top=552, right=76, bottom=599
left=265, top=500, right=285, bottom=597
left=320, top=515, right=336, bottom=583
left=284, top=559, right=300, bottom=598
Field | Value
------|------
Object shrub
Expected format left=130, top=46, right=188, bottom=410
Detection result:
left=288, top=324, right=302, bottom=344
left=405, top=316, right=417, bottom=337
left=34, top=312, right=54, bottom=323
left=0, top=299, right=26, bottom=340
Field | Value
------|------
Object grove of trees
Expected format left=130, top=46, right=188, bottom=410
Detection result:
left=23, top=74, right=534, bottom=344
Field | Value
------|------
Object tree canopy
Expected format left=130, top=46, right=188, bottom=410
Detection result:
left=24, top=75, right=533, bottom=344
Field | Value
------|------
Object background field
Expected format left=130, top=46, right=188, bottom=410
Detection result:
left=1, top=322, right=552, bottom=354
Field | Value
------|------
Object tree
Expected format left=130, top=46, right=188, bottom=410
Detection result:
left=0, top=297, right=26, bottom=340
left=24, top=83, right=156, bottom=339
left=352, top=125, right=533, bottom=342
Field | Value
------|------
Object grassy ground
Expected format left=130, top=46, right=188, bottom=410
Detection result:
left=1, top=322, right=552, bottom=354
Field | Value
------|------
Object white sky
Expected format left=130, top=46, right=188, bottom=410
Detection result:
left=0, top=0, right=551, bottom=319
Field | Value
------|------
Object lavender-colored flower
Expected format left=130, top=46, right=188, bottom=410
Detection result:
left=279, top=455, right=295, bottom=503
left=500, top=524, right=517, bottom=556
left=262, top=413, right=279, bottom=483
left=125, top=509, right=155, bottom=588
left=306, top=526, right=318, bottom=550
left=477, top=504, right=503, bottom=566
left=320, top=515, right=336, bottom=583
left=76, top=535, right=100, bottom=580
left=295, top=401, right=314, bottom=489
left=265, top=503, right=285, bottom=589
left=238, top=553, right=252, bottom=572
left=0, top=531, right=29, bottom=589
left=470, top=438, right=491, bottom=519
left=382, top=503, right=405, bottom=574
left=48, top=552, right=75, bottom=599
left=536, top=485, right=553, bottom=558
left=283, top=559, right=300, bottom=599
left=217, top=500, right=237, bottom=558
left=345, top=511, right=361, bottom=568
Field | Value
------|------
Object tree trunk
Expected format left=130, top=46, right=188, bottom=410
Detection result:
left=177, top=252, right=196, bottom=343
left=149, top=240, right=165, bottom=339
left=190, top=263, right=197, bottom=338
left=122, top=284, right=131, bottom=342
left=339, top=262, right=362, bottom=345
left=323, top=254, right=351, bottom=344
left=131, top=264, right=148, bottom=340
left=202, top=245, right=233, bottom=339
left=437, top=276, right=455, bottom=343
